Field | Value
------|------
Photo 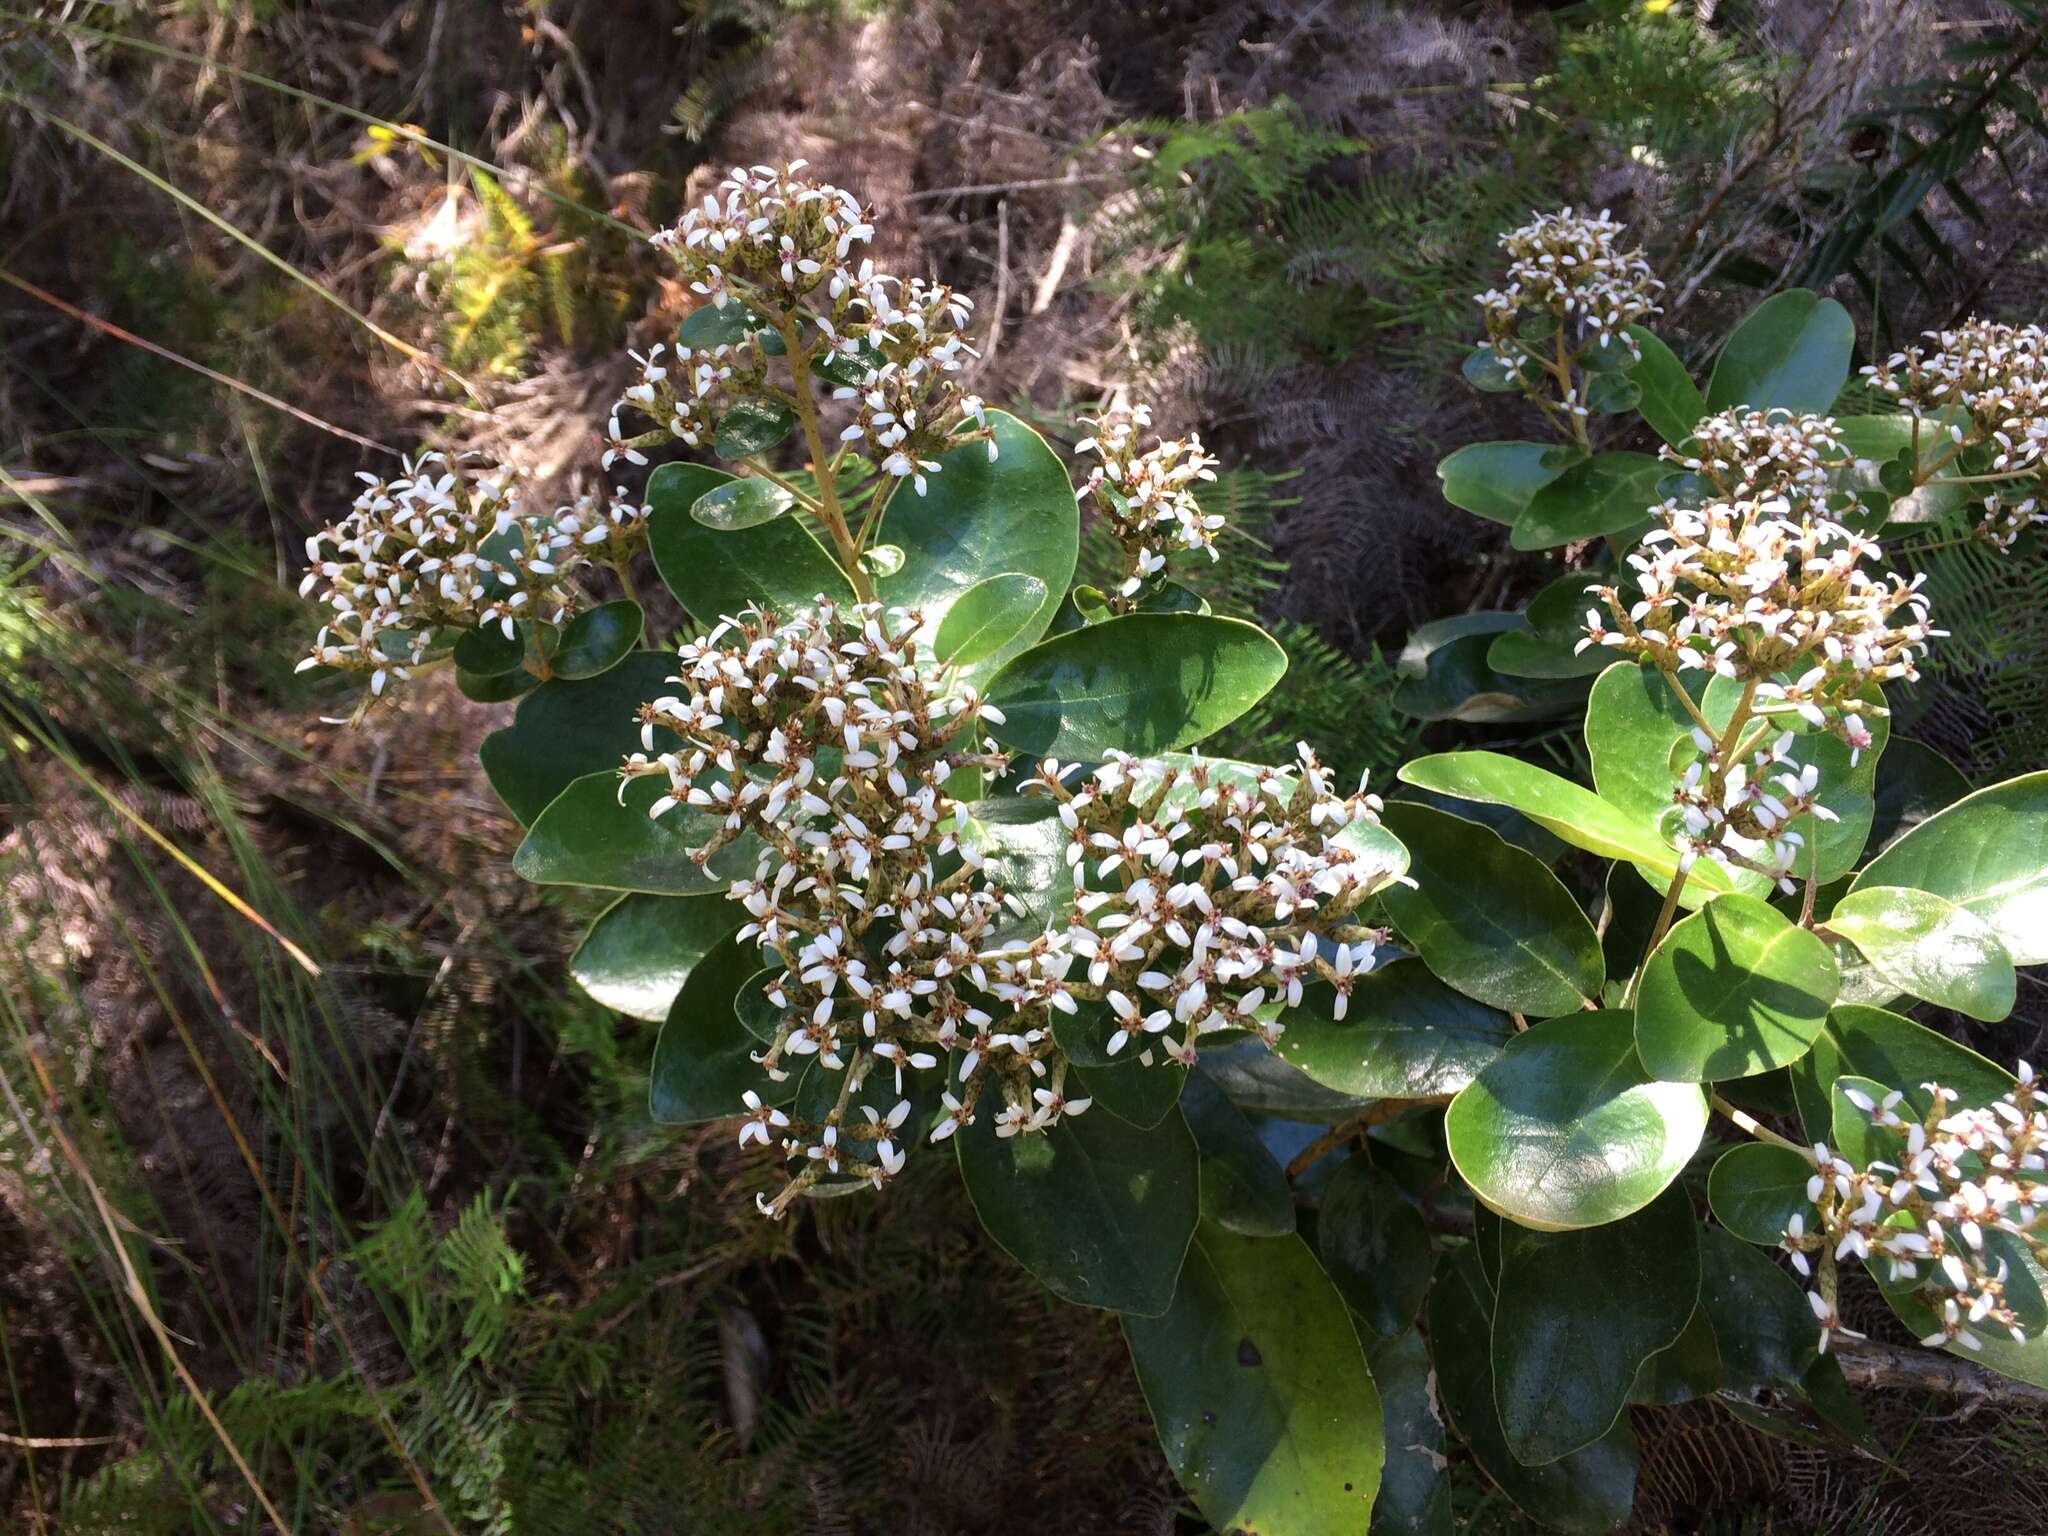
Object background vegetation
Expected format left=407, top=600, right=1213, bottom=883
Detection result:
left=2, top=0, right=2045, bottom=1530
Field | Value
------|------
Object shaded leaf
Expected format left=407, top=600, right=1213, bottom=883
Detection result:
left=1634, top=894, right=1839, bottom=1082
left=570, top=892, right=740, bottom=1022
left=1705, top=290, right=1855, bottom=413
left=1318, top=1158, right=1431, bottom=1338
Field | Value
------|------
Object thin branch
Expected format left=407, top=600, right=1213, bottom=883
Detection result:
left=1831, top=1334, right=2048, bottom=1411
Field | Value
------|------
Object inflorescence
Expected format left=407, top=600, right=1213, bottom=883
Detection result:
left=298, top=452, right=645, bottom=711
left=606, top=161, right=989, bottom=496
left=1580, top=408, right=1938, bottom=888
left=1474, top=207, right=1664, bottom=432
left=1787, top=1065, right=2048, bottom=1357
left=1075, top=404, right=1224, bottom=607
left=1021, top=748, right=1404, bottom=1062
left=1864, top=318, right=2048, bottom=550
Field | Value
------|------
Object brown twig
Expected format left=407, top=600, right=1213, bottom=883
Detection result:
left=1831, top=1334, right=2048, bottom=1411
left=1285, top=1097, right=1449, bottom=1179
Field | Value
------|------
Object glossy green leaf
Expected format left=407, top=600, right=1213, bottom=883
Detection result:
left=1378, top=803, right=1602, bottom=1016
left=1695, top=1224, right=1819, bottom=1393
left=1073, top=1056, right=1186, bottom=1129
left=1628, top=1304, right=1723, bottom=1405
left=1124, top=1223, right=1383, bottom=1533
left=1493, top=1188, right=1698, bottom=1464
left=1624, top=325, right=1708, bottom=447
left=1275, top=960, right=1513, bottom=1100
left=1462, top=345, right=1525, bottom=391
left=954, top=796, right=1070, bottom=942
left=1198, top=1043, right=1372, bottom=1124
left=1317, top=1158, right=1430, bottom=1338
left=1867, top=738, right=1971, bottom=855
left=711, top=397, right=795, bottom=459
left=932, top=571, right=1049, bottom=670
left=1367, top=1329, right=1453, bottom=1535
left=480, top=653, right=675, bottom=824
left=984, top=614, right=1287, bottom=759
left=569, top=892, right=739, bottom=1022
left=1180, top=1071, right=1293, bottom=1237
left=1511, top=451, right=1665, bottom=551
left=1398, top=750, right=1737, bottom=896
left=1825, top=885, right=2015, bottom=1021
left=453, top=621, right=525, bottom=677
left=552, top=600, right=642, bottom=680
left=646, top=460, right=853, bottom=621
left=649, top=931, right=789, bottom=1124
left=1852, top=771, right=2048, bottom=964
left=1788, top=1004, right=2012, bottom=1144
left=1634, top=894, right=1839, bottom=1082
left=1427, top=1249, right=1638, bottom=1533
left=456, top=664, right=539, bottom=703
left=691, top=477, right=796, bottom=531
left=1436, top=441, right=1573, bottom=527
left=1705, top=289, right=1855, bottom=414
left=876, top=410, right=1076, bottom=672
left=957, top=1100, right=1198, bottom=1315
left=1584, top=371, right=1640, bottom=415
left=1391, top=611, right=1586, bottom=725
left=1445, top=1010, right=1709, bottom=1231
left=513, top=772, right=757, bottom=895
left=676, top=301, right=783, bottom=351
left=1706, top=1142, right=1813, bottom=1245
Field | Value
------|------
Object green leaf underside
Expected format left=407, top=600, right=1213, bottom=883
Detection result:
left=984, top=614, right=1287, bottom=759
left=1705, top=289, right=1855, bottom=415
left=956, top=1100, right=1198, bottom=1316
left=1397, top=751, right=1740, bottom=897
left=1446, top=1010, right=1708, bottom=1231
left=1378, top=803, right=1603, bottom=1016
left=1428, top=1249, right=1638, bottom=1532
left=649, top=931, right=790, bottom=1124
left=1852, top=771, right=2048, bottom=965
left=569, top=892, right=741, bottom=1022
left=513, top=772, right=758, bottom=895
left=1624, top=325, right=1709, bottom=447
left=1788, top=1004, right=2013, bottom=1145
left=553, top=600, right=642, bottom=679
left=1511, top=451, right=1665, bottom=551
left=1318, top=1158, right=1432, bottom=1338
left=1123, top=1223, right=1384, bottom=1534
left=480, top=652, right=677, bottom=825
left=646, top=460, right=854, bottom=622
left=1275, top=960, right=1514, bottom=1100
left=1437, top=441, right=1571, bottom=526
left=875, top=410, right=1077, bottom=674
left=1634, top=893, right=1839, bottom=1082
left=1707, top=1142, right=1815, bottom=1246
left=1826, top=885, right=2016, bottom=1021
left=1493, top=1188, right=1699, bottom=1464
left=1180, top=1071, right=1294, bottom=1237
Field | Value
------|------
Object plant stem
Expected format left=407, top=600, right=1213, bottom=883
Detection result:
left=1711, top=1092, right=1813, bottom=1156
left=773, top=315, right=873, bottom=601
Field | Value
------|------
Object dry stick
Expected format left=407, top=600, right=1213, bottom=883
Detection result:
left=1830, top=1334, right=2048, bottom=1411
left=0, top=269, right=398, bottom=455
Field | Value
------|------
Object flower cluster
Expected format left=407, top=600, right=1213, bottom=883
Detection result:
left=1020, top=747, right=1402, bottom=1064
left=1667, top=725, right=1835, bottom=890
left=830, top=275, right=986, bottom=493
left=1475, top=206, right=1663, bottom=369
left=1582, top=409, right=1937, bottom=760
left=1785, top=1065, right=2048, bottom=1357
left=619, top=601, right=1082, bottom=1213
left=1864, top=318, right=2048, bottom=549
left=608, top=161, right=991, bottom=496
left=1075, top=405, right=1224, bottom=605
left=298, top=452, right=587, bottom=706
left=649, top=160, right=875, bottom=311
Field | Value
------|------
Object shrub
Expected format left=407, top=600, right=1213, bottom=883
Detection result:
left=298, top=171, right=2048, bottom=1532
